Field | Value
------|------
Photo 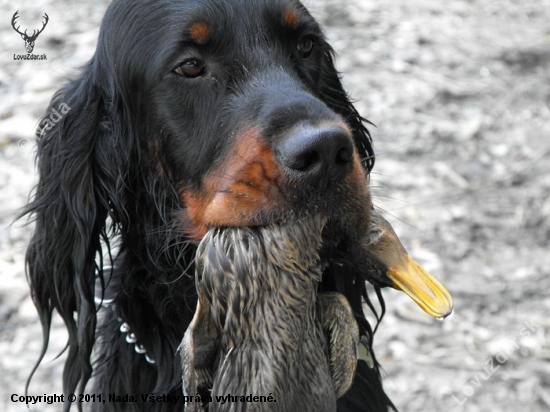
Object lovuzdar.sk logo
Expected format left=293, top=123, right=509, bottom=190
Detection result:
left=12, top=10, right=49, bottom=60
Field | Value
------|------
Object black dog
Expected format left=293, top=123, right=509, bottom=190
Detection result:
left=22, top=0, right=395, bottom=410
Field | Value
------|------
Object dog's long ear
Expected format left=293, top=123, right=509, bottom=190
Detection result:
left=21, top=57, right=128, bottom=398
left=320, top=48, right=375, bottom=174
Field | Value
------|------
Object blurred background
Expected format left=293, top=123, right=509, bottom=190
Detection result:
left=1, top=0, right=549, bottom=410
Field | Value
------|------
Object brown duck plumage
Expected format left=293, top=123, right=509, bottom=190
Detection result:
left=181, top=216, right=358, bottom=412
left=180, top=210, right=453, bottom=412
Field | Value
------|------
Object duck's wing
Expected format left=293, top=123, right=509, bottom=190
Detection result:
left=180, top=291, right=218, bottom=412
left=319, top=292, right=360, bottom=398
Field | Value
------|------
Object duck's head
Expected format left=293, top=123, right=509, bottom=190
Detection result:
left=359, top=209, right=453, bottom=319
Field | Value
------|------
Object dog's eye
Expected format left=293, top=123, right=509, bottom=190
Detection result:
left=297, top=37, right=315, bottom=58
left=175, top=59, right=206, bottom=78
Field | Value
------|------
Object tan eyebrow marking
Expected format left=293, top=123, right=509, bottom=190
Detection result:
left=282, top=7, right=300, bottom=29
left=189, top=22, right=210, bottom=44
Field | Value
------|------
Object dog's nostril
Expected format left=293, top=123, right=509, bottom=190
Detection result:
left=279, top=126, right=354, bottom=187
left=289, top=150, right=320, bottom=172
left=335, top=146, right=352, bottom=165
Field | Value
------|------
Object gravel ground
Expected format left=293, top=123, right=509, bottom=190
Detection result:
left=1, top=0, right=549, bottom=411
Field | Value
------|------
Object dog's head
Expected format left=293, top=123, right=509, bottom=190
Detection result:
left=93, top=0, right=376, bottom=244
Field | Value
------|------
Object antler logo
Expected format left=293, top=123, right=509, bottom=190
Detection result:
left=11, top=11, right=49, bottom=54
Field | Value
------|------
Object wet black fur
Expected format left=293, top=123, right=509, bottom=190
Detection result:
left=21, top=0, right=395, bottom=410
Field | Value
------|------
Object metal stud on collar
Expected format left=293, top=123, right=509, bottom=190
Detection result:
left=96, top=267, right=156, bottom=365
left=118, top=322, right=155, bottom=364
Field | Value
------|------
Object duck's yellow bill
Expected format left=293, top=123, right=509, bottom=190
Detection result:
left=387, top=255, right=453, bottom=319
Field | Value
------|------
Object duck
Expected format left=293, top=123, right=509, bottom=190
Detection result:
left=180, top=216, right=357, bottom=412
left=179, top=210, right=452, bottom=412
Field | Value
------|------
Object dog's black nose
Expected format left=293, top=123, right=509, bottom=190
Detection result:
left=279, top=126, right=354, bottom=188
